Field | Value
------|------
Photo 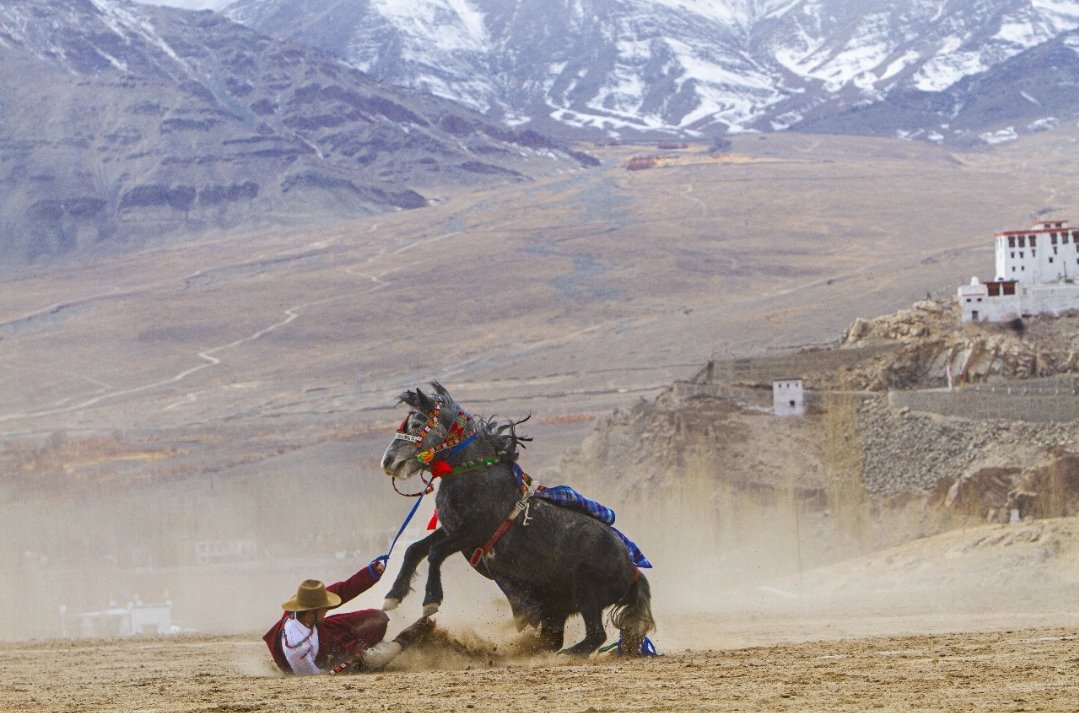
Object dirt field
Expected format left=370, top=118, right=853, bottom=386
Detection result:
left=4, top=625, right=1078, bottom=712
left=5, top=517, right=1079, bottom=712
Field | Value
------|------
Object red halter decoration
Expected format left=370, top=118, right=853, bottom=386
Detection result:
left=394, top=398, right=475, bottom=464
left=390, top=398, right=476, bottom=497
left=393, top=399, right=442, bottom=446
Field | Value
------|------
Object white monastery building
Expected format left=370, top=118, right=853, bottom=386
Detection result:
left=772, top=379, right=805, bottom=417
left=958, top=219, right=1079, bottom=323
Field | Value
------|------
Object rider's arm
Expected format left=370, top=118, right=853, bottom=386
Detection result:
left=325, top=559, right=385, bottom=607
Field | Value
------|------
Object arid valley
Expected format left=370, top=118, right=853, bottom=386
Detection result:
left=3, top=130, right=1079, bottom=711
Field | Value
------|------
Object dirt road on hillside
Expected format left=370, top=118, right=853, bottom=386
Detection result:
left=4, top=626, right=1077, bottom=713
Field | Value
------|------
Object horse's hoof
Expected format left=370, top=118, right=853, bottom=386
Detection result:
left=619, top=635, right=644, bottom=656
left=382, top=597, right=401, bottom=612
left=422, top=602, right=441, bottom=617
left=558, top=643, right=596, bottom=658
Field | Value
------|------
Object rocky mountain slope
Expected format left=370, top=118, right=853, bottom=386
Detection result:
left=835, top=300, right=1079, bottom=389
left=224, top=0, right=1079, bottom=145
left=559, top=302, right=1079, bottom=567
left=0, top=0, right=593, bottom=267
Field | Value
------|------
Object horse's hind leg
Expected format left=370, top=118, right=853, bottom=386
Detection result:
left=613, top=572, right=655, bottom=656
left=560, top=571, right=607, bottom=657
left=383, top=529, right=445, bottom=611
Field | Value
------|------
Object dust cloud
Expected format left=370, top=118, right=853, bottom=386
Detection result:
left=1, top=434, right=411, bottom=642
left=4, top=427, right=1078, bottom=666
left=608, top=458, right=1079, bottom=652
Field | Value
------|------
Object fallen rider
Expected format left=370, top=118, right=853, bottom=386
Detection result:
left=264, top=559, right=434, bottom=675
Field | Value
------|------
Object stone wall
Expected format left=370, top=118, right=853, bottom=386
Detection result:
left=888, top=376, right=1079, bottom=423
left=687, top=344, right=903, bottom=388
left=671, top=381, right=770, bottom=408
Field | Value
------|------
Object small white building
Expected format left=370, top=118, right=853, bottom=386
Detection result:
left=194, top=538, right=257, bottom=565
left=77, top=601, right=173, bottom=638
left=773, top=379, right=805, bottom=417
left=959, top=220, right=1079, bottom=323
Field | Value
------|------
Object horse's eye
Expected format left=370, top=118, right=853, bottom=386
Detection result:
left=398, top=412, right=418, bottom=433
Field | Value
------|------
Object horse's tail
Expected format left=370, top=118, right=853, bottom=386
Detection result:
left=609, top=570, right=655, bottom=655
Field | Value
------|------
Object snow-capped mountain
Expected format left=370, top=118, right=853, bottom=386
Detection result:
left=0, top=0, right=592, bottom=266
left=224, top=0, right=1079, bottom=144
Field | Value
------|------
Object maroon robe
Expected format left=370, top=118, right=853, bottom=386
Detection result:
left=264, top=562, right=389, bottom=674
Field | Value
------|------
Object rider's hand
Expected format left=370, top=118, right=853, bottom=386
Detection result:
left=372, top=559, right=386, bottom=575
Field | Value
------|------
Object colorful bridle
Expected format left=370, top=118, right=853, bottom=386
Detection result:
left=392, top=397, right=477, bottom=496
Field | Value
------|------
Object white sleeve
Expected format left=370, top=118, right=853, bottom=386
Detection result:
left=282, top=619, right=324, bottom=676
left=286, top=647, right=323, bottom=676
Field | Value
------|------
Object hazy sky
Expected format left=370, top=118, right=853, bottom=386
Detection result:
left=134, top=0, right=234, bottom=10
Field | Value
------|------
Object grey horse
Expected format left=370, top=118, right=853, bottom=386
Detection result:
left=380, top=382, right=655, bottom=656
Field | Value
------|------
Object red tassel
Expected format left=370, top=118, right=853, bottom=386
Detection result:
left=427, top=508, right=439, bottom=530
left=431, top=460, right=452, bottom=477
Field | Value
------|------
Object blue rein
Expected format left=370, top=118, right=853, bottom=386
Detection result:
left=381, top=430, right=476, bottom=564
left=374, top=494, right=426, bottom=568
left=442, top=432, right=476, bottom=456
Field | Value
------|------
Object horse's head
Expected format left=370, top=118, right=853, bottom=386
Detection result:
left=380, top=382, right=475, bottom=482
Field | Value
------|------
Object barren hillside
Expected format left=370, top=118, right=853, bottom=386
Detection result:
left=561, top=301, right=1079, bottom=580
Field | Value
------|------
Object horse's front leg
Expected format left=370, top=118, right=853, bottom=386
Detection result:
left=421, top=530, right=475, bottom=616
left=383, top=529, right=446, bottom=611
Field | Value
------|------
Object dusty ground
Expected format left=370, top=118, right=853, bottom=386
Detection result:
left=5, top=518, right=1079, bottom=712
left=4, top=626, right=1078, bottom=712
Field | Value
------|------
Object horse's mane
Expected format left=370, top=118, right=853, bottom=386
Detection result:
left=412, top=382, right=533, bottom=461
left=482, top=413, right=532, bottom=461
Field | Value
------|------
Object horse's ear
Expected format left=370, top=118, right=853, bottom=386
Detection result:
left=398, top=388, right=435, bottom=412
left=430, top=381, right=450, bottom=399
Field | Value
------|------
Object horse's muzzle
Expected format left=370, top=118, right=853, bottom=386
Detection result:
left=381, top=448, right=417, bottom=479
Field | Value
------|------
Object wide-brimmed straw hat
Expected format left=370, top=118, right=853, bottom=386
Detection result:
left=281, top=579, right=343, bottom=612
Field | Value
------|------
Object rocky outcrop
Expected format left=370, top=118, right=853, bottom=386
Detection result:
left=945, top=467, right=1023, bottom=519
left=560, top=302, right=1079, bottom=552
left=835, top=300, right=1079, bottom=390
left=1012, top=454, right=1079, bottom=520
left=858, top=395, right=1076, bottom=498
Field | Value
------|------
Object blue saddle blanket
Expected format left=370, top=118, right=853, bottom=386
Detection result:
left=514, top=466, right=652, bottom=568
